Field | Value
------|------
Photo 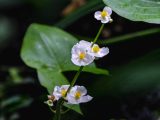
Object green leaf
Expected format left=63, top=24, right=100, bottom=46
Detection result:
left=64, top=103, right=83, bottom=115
left=21, top=23, right=108, bottom=113
left=91, top=49, right=160, bottom=97
left=103, top=0, right=160, bottom=24
left=37, top=69, right=68, bottom=93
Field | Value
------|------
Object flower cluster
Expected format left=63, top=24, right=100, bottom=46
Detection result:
left=71, top=40, right=109, bottom=66
left=71, top=6, right=112, bottom=66
left=46, top=85, right=92, bottom=105
left=45, top=6, right=113, bottom=114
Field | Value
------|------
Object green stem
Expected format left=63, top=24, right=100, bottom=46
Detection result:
left=55, top=99, right=63, bottom=120
left=61, top=108, right=70, bottom=114
left=66, top=66, right=84, bottom=94
left=49, top=107, right=56, bottom=113
left=92, top=24, right=104, bottom=46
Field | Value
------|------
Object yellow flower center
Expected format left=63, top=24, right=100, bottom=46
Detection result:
left=79, top=52, right=86, bottom=59
left=92, top=45, right=100, bottom=53
left=61, top=89, right=66, bottom=97
left=75, top=91, right=81, bottom=100
left=101, top=11, right=108, bottom=18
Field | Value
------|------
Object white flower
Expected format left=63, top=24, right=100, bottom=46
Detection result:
left=67, top=85, right=93, bottom=104
left=94, top=6, right=112, bottom=23
left=71, top=40, right=95, bottom=66
left=89, top=44, right=109, bottom=58
left=53, top=85, right=70, bottom=100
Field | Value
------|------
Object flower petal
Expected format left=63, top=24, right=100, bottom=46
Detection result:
left=87, top=43, right=109, bottom=58
left=67, top=94, right=79, bottom=104
left=53, top=85, right=70, bottom=100
left=101, top=17, right=110, bottom=23
left=53, top=86, right=60, bottom=93
left=82, top=54, right=94, bottom=65
left=76, top=86, right=87, bottom=96
left=61, top=85, right=70, bottom=90
left=79, top=95, right=93, bottom=103
left=67, top=95, right=93, bottom=104
left=94, top=11, right=102, bottom=20
left=79, top=40, right=91, bottom=48
left=103, top=6, right=112, bottom=15
left=53, top=92, right=62, bottom=100
left=69, top=85, right=77, bottom=95
left=99, top=47, right=109, bottom=57
left=71, top=55, right=94, bottom=66
left=67, top=85, right=93, bottom=104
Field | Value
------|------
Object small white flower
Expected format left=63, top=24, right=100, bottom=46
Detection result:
left=94, top=6, right=112, bottom=23
left=89, top=44, right=109, bottom=58
left=71, top=40, right=95, bottom=66
left=53, top=85, right=70, bottom=100
left=67, top=85, right=93, bottom=104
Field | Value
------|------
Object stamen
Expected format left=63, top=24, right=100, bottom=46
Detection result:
left=61, top=89, right=67, bottom=97
left=75, top=91, right=81, bottom=99
left=79, top=52, right=86, bottom=59
left=101, top=11, right=108, bottom=18
left=92, top=45, right=100, bottom=53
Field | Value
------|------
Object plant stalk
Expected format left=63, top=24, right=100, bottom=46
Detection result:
left=55, top=23, right=105, bottom=120
left=55, top=99, right=63, bottom=120
left=92, top=24, right=104, bottom=46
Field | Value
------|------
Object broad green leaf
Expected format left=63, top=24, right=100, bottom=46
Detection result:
left=21, top=23, right=108, bottom=113
left=103, top=0, right=160, bottom=24
left=91, top=49, right=160, bottom=97
left=37, top=69, right=68, bottom=93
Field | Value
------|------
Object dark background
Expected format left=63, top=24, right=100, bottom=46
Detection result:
left=0, top=0, right=160, bottom=120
